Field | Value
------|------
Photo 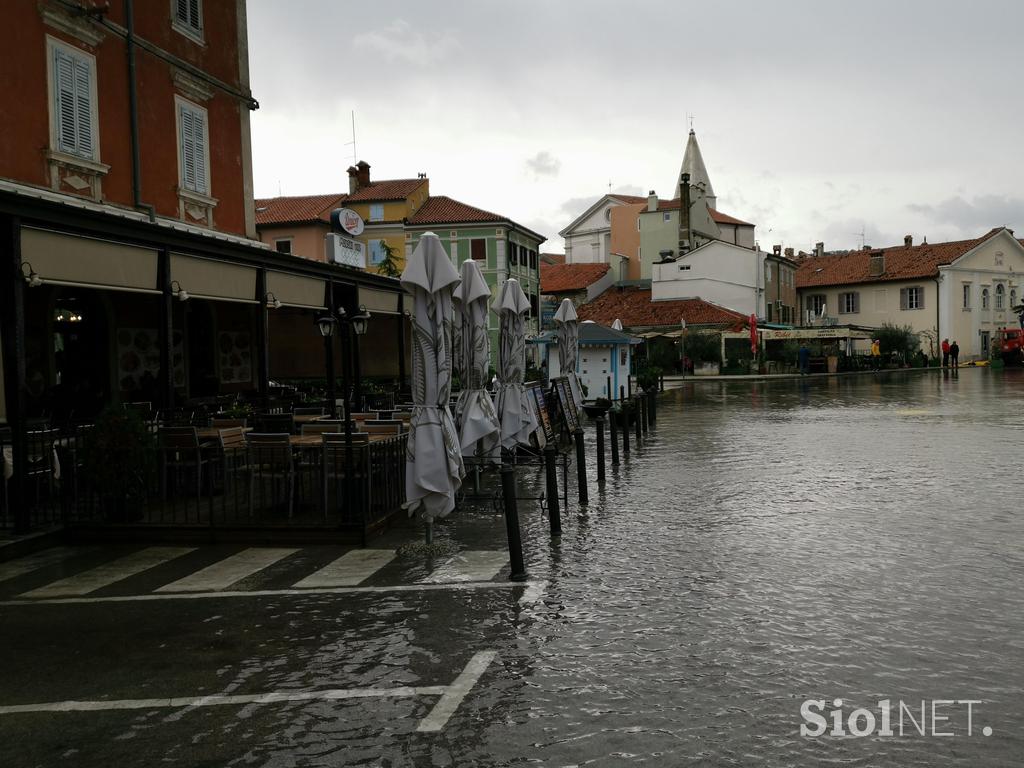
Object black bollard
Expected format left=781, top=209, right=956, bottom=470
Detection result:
left=607, top=375, right=613, bottom=402
left=596, top=415, right=606, bottom=484
left=574, top=429, right=589, bottom=505
left=634, top=396, right=642, bottom=443
left=622, top=407, right=630, bottom=456
left=648, top=389, right=657, bottom=425
left=627, top=375, right=632, bottom=398
left=609, top=408, right=620, bottom=466
left=640, top=393, right=648, bottom=434
left=620, top=384, right=626, bottom=402
left=501, top=462, right=528, bottom=581
left=544, top=444, right=562, bottom=537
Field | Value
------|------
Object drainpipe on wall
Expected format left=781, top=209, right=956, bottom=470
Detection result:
left=125, top=0, right=155, bottom=222
left=934, top=276, right=941, bottom=355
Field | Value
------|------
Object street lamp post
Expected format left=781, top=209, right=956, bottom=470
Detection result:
left=680, top=317, right=687, bottom=377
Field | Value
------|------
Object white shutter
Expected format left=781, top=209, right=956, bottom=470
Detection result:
left=54, top=49, right=78, bottom=155
left=73, top=57, right=93, bottom=157
left=180, top=105, right=196, bottom=191
left=192, top=109, right=207, bottom=194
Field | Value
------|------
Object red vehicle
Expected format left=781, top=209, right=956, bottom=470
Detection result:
left=996, top=327, right=1024, bottom=365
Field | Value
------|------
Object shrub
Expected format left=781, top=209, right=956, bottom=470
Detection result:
left=684, top=331, right=722, bottom=365
left=876, top=323, right=921, bottom=363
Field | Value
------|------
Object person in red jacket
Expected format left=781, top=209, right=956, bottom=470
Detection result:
left=941, top=338, right=950, bottom=367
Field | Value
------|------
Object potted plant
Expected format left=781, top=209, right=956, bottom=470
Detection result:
left=83, top=407, right=157, bottom=521
left=582, top=396, right=612, bottom=418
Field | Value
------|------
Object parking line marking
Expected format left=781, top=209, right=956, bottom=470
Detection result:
left=155, top=548, right=299, bottom=593
left=292, top=549, right=395, bottom=588
left=20, top=547, right=196, bottom=599
left=0, top=547, right=97, bottom=584
left=420, top=551, right=508, bottom=584
left=417, top=651, right=498, bottom=732
left=1, top=579, right=525, bottom=606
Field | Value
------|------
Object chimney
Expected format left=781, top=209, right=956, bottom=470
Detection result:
left=869, top=251, right=885, bottom=277
left=679, top=173, right=691, bottom=254
left=347, top=165, right=359, bottom=194
left=646, top=190, right=658, bottom=212
left=773, top=244, right=782, bottom=256
left=417, top=172, right=427, bottom=179
left=784, top=247, right=794, bottom=259
left=815, top=241, right=824, bottom=258
left=356, top=160, right=371, bottom=189
left=904, top=234, right=913, bottom=247
left=862, top=244, right=871, bottom=251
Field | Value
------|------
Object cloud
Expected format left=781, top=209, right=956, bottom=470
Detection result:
left=525, top=151, right=561, bottom=178
left=559, top=195, right=601, bottom=218
left=907, top=195, right=1024, bottom=234
left=352, top=20, right=455, bottom=65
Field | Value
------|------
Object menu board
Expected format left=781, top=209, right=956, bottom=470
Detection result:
left=526, top=381, right=555, bottom=444
left=553, top=376, right=581, bottom=433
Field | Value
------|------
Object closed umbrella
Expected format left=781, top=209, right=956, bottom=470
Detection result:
left=611, top=318, right=623, bottom=331
left=554, top=298, right=583, bottom=408
left=454, top=260, right=500, bottom=462
left=494, top=278, right=537, bottom=450
left=400, top=233, right=464, bottom=526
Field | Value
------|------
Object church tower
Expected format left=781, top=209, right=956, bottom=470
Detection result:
left=675, top=129, right=716, bottom=210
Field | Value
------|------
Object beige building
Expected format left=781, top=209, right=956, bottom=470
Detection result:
left=795, top=228, right=1024, bottom=360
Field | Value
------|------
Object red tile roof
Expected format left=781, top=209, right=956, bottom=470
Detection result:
left=648, top=198, right=753, bottom=226
left=541, top=252, right=566, bottom=265
left=344, top=178, right=427, bottom=203
left=578, top=286, right=747, bottom=328
left=796, top=228, right=1005, bottom=288
left=407, top=195, right=506, bottom=225
left=254, top=193, right=346, bottom=225
left=541, top=263, right=610, bottom=294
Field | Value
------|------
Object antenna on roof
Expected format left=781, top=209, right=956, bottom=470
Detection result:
left=851, top=225, right=865, bottom=249
left=344, top=111, right=357, bottom=165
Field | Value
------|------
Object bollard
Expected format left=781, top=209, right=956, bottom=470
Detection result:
left=574, top=429, right=589, bottom=505
left=622, top=407, right=630, bottom=456
left=648, top=389, right=657, bottom=425
left=620, top=385, right=626, bottom=402
left=596, top=415, right=606, bottom=484
left=501, top=462, right=528, bottom=581
left=634, top=396, right=642, bottom=443
left=609, top=407, right=620, bottom=465
left=607, top=375, right=613, bottom=402
left=640, top=393, right=648, bottom=434
left=544, top=444, right=562, bottom=537
left=627, top=375, right=633, bottom=399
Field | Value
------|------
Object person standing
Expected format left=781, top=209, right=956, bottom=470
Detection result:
left=950, top=340, right=960, bottom=368
left=798, top=343, right=811, bottom=375
left=941, top=338, right=950, bottom=367
left=871, top=338, right=881, bottom=371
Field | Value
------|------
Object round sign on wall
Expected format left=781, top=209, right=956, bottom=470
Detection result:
left=331, top=208, right=365, bottom=236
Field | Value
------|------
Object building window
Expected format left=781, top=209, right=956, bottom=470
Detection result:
left=509, top=244, right=518, bottom=266
left=471, top=238, right=486, bottom=261
left=995, top=283, right=1005, bottom=310
left=963, top=284, right=971, bottom=309
left=449, top=239, right=458, bottom=262
left=274, top=238, right=292, bottom=255
left=368, top=203, right=384, bottom=222
left=663, top=212, right=671, bottom=222
left=839, top=292, right=859, bottom=314
left=529, top=294, right=539, bottom=318
left=981, top=331, right=990, bottom=355
left=172, top=0, right=203, bottom=41
left=369, top=239, right=385, bottom=265
left=981, top=287, right=990, bottom=310
left=49, top=39, right=98, bottom=160
left=766, top=303, right=773, bottom=322
left=1012, top=288, right=1018, bottom=309
left=764, top=263, right=771, bottom=283
left=529, top=250, right=537, bottom=270
left=177, top=98, right=209, bottom=195
left=900, top=285, right=924, bottom=310
left=806, top=294, right=827, bottom=314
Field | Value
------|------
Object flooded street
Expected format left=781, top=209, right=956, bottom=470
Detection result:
left=3, top=369, right=1024, bottom=767
left=475, top=368, right=1024, bottom=765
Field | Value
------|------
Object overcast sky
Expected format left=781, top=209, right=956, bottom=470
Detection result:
left=247, top=0, right=1024, bottom=254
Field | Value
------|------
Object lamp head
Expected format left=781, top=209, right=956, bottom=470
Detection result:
left=316, top=315, right=337, bottom=338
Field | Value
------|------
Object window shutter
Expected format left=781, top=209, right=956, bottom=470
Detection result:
left=54, top=49, right=78, bottom=155
left=899, top=288, right=908, bottom=310
left=917, top=287, right=924, bottom=309
left=73, top=57, right=93, bottom=156
left=188, top=0, right=200, bottom=28
left=192, top=109, right=207, bottom=194
left=853, top=292, right=860, bottom=313
left=176, top=0, right=189, bottom=22
left=180, top=106, right=196, bottom=191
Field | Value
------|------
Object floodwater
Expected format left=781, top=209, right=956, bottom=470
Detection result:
left=459, top=368, right=1024, bottom=766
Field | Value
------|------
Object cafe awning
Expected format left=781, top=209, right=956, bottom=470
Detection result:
left=359, top=286, right=402, bottom=315
left=170, top=253, right=257, bottom=303
left=22, top=227, right=158, bottom=294
left=267, top=271, right=326, bottom=310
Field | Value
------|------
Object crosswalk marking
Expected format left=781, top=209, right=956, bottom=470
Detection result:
left=0, top=547, right=95, bottom=584
left=155, top=548, right=299, bottom=593
left=292, top=549, right=395, bottom=588
left=21, top=547, right=196, bottom=599
left=419, top=551, right=508, bottom=584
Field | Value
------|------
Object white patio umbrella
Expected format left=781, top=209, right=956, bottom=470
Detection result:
left=611, top=318, right=623, bottom=331
left=493, top=278, right=537, bottom=450
left=454, top=260, right=500, bottom=462
left=554, top=298, right=583, bottom=408
left=399, top=233, right=465, bottom=527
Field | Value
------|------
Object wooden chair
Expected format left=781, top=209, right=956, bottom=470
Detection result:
left=362, top=423, right=403, bottom=436
left=321, top=432, right=370, bottom=517
left=294, top=406, right=326, bottom=417
left=301, top=422, right=342, bottom=436
left=159, top=426, right=209, bottom=501
left=211, top=417, right=247, bottom=429
left=245, top=432, right=295, bottom=518
left=254, top=413, right=295, bottom=434
left=349, top=412, right=378, bottom=421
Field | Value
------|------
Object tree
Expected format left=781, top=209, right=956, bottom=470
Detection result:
left=376, top=241, right=401, bottom=278
left=876, top=323, right=920, bottom=363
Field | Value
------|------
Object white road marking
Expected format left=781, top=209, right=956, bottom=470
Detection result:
left=292, top=549, right=395, bottom=589
left=0, top=686, right=448, bottom=715
left=420, top=551, right=508, bottom=584
left=417, top=650, right=498, bottom=732
left=155, top=548, right=299, bottom=593
left=0, top=547, right=96, bottom=584
left=519, top=580, right=546, bottom=607
left=20, top=547, right=196, bottom=599
left=1, top=579, right=526, bottom=606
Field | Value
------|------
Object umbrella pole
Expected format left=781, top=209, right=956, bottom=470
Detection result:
left=425, top=519, right=433, bottom=546
left=473, top=439, right=482, bottom=494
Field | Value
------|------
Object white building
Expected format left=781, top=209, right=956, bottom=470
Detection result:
left=559, top=193, right=646, bottom=273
